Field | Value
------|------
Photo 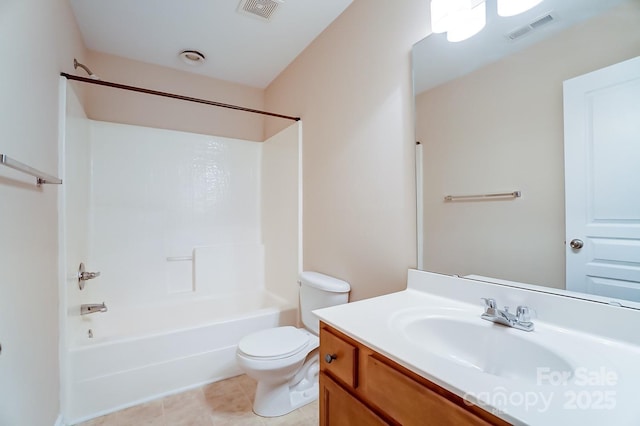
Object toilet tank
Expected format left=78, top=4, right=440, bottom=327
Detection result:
left=299, top=271, right=350, bottom=335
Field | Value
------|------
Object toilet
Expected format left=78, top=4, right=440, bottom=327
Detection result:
left=236, top=271, right=350, bottom=417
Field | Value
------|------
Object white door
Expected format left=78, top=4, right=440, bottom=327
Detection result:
left=564, top=56, right=640, bottom=302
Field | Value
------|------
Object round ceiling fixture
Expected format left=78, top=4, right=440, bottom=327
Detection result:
left=179, top=50, right=206, bottom=66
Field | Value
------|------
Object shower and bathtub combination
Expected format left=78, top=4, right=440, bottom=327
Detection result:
left=58, top=79, right=302, bottom=423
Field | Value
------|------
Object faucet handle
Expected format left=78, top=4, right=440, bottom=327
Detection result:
left=481, top=298, right=497, bottom=315
left=481, top=298, right=496, bottom=309
left=80, top=271, right=101, bottom=281
left=516, top=306, right=531, bottom=322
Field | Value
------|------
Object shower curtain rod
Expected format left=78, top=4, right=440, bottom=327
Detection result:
left=60, top=73, right=301, bottom=122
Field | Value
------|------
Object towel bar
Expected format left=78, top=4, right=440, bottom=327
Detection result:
left=0, top=154, right=62, bottom=186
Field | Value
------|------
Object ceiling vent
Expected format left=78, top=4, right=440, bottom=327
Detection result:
left=506, top=11, right=558, bottom=41
left=237, top=0, right=285, bottom=22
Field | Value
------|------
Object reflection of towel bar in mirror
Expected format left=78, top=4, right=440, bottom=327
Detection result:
left=166, top=256, right=193, bottom=262
left=0, top=153, right=62, bottom=186
left=444, top=191, right=521, bottom=202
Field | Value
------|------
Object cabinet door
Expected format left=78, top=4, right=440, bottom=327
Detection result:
left=320, top=373, right=389, bottom=426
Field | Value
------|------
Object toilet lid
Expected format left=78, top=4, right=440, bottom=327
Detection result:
left=238, top=326, right=309, bottom=359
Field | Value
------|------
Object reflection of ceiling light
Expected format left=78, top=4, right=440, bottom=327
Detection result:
left=430, top=0, right=450, bottom=34
left=447, top=1, right=487, bottom=42
left=430, top=0, right=486, bottom=43
left=497, top=0, right=544, bottom=17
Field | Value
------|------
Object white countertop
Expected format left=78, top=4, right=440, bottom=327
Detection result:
left=313, top=270, right=640, bottom=426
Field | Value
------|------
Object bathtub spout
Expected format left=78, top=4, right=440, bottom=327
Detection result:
left=81, top=303, right=108, bottom=315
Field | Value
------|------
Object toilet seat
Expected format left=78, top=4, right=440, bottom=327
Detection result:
left=238, top=326, right=310, bottom=360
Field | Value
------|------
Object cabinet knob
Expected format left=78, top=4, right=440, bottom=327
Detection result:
left=325, top=353, right=337, bottom=364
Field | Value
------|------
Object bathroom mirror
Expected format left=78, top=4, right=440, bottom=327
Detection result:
left=414, top=0, right=640, bottom=305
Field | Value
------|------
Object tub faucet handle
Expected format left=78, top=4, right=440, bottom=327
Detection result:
left=78, top=262, right=101, bottom=290
left=81, top=271, right=101, bottom=280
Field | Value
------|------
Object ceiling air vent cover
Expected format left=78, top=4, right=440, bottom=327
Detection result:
left=507, top=11, right=558, bottom=41
left=237, top=0, right=285, bottom=22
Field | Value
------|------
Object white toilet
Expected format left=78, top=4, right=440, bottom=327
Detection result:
left=236, top=271, right=350, bottom=417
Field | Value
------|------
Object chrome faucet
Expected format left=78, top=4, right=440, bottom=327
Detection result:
left=78, top=262, right=101, bottom=290
left=481, top=298, right=534, bottom=332
left=80, top=271, right=101, bottom=281
left=81, top=303, right=108, bottom=315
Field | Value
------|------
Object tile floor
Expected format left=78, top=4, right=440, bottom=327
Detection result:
left=77, top=375, right=319, bottom=426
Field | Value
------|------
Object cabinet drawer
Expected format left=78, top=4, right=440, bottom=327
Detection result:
left=363, top=355, right=493, bottom=426
left=320, top=326, right=358, bottom=388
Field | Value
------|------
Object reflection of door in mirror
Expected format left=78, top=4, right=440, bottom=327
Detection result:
left=564, top=56, right=640, bottom=302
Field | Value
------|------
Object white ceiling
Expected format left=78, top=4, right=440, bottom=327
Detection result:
left=413, top=0, right=630, bottom=94
left=69, top=0, right=353, bottom=89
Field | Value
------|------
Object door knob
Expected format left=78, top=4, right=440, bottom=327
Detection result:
left=570, top=239, right=584, bottom=249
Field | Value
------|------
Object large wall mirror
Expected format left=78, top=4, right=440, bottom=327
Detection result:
left=414, top=0, right=640, bottom=305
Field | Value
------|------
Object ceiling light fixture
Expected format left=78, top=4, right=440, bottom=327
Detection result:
left=179, top=50, right=206, bottom=66
left=430, top=0, right=487, bottom=43
left=497, top=0, right=544, bottom=17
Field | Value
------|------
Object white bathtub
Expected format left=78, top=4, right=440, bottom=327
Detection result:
left=64, top=291, right=297, bottom=424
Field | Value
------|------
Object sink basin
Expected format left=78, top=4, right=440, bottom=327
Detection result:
left=391, top=311, right=573, bottom=384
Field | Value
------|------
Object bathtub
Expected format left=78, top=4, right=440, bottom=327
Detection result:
left=64, top=291, right=297, bottom=424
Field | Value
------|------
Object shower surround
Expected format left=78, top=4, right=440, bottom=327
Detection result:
left=60, top=82, right=300, bottom=423
left=84, top=120, right=264, bottom=305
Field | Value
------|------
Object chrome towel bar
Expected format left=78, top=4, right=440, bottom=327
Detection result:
left=444, top=191, right=521, bottom=201
left=0, top=153, right=62, bottom=186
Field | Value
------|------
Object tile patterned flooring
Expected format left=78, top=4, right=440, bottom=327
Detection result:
left=77, top=375, right=319, bottom=426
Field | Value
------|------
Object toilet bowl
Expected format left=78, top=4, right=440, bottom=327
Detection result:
left=236, top=272, right=350, bottom=417
left=236, top=326, right=320, bottom=417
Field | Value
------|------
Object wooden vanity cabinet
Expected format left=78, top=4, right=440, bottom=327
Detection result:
left=319, top=322, right=511, bottom=426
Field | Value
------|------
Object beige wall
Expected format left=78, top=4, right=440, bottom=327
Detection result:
left=264, top=0, right=429, bottom=301
left=82, top=50, right=266, bottom=142
left=0, top=0, right=86, bottom=424
left=416, top=2, right=640, bottom=289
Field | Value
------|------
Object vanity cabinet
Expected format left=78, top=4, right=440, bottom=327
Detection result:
left=319, top=322, right=510, bottom=426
